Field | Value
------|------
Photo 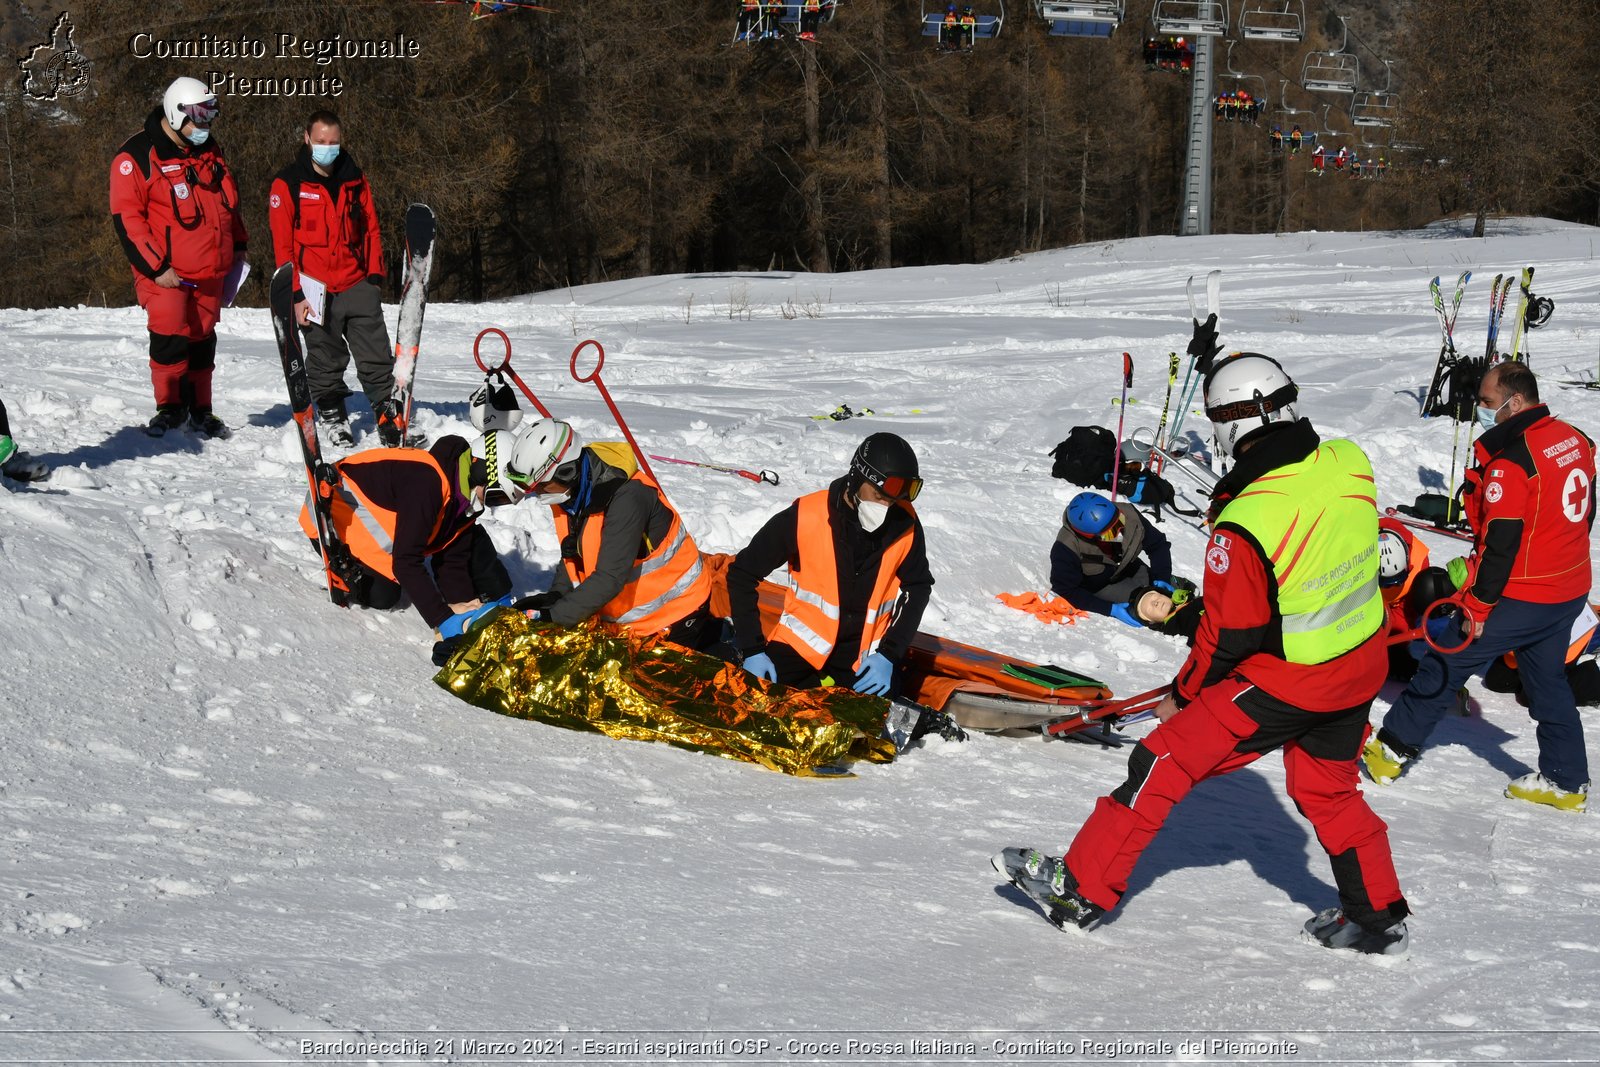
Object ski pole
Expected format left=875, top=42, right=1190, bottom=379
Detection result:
left=473, top=327, right=553, bottom=418
left=569, top=338, right=658, bottom=485
left=1110, top=352, right=1133, bottom=505
left=648, top=454, right=780, bottom=485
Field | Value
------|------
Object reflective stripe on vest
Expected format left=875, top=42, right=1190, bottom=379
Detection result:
left=297, top=448, right=453, bottom=581
left=552, top=466, right=710, bottom=633
left=1216, top=438, right=1384, bottom=664
left=772, top=490, right=915, bottom=669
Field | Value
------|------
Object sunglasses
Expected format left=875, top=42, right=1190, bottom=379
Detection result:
left=858, top=457, right=922, bottom=502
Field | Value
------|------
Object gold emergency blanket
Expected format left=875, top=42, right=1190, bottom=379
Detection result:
left=433, top=609, right=897, bottom=776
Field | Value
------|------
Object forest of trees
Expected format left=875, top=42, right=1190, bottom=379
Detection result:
left=1, top=0, right=1596, bottom=309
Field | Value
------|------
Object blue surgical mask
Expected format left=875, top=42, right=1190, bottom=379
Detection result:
left=311, top=143, right=340, bottom=168
left=1476, top=397, right=1510, bottom=432
left=184, top=126, right=210, bottom=146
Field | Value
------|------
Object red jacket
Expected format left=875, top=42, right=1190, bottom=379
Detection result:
left=268, top=146, right=385, bottom=299
left=1461, top=404, right=1595, bottom=611
left=110, top=109, right=246, bottom=281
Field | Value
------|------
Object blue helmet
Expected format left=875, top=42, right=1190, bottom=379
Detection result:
left=1066, top=492, right=1118, bottom=538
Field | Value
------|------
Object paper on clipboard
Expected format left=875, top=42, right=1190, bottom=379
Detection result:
left=221, top=259, right=250, bottom=307
left=299, top=271, right=327, bottom=325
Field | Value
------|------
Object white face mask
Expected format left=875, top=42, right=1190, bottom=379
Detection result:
left=184, top=126, right=210, bottom=146
left=857, top=500, right=890, bottom=532
left=537, top=489, right=572, bottom=506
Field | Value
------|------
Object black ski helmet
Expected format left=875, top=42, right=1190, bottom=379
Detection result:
left=849, top=432, right=922, bottom=501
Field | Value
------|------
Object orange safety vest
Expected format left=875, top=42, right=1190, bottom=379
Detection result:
left=771, top=490, right=915, bottom=669
left=297, top=448, right=459, bottom=580
left=550, top=467, right=710, bottom=633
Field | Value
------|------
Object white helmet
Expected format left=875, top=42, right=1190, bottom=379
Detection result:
left=1203, top=352, right=1299, bottom=459
left=472, top=429, right=528, bottom=507
left=162, top=77, right=219, bottom=130
left=1377, top=529, right=1409, bottom=587
left=510, top=418, right=582, bottom=487
left=469, top=373, right=522, bottom=433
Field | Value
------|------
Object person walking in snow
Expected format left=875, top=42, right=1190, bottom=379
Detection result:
left=299, top=431, right=522, bottom=642
left=727, top=432, right=933, bottom=696
left=1365, top=362, right=1595, bottom=812
left=996, top=353, right=1410, bottom=956
left=0, top=397, right=48, bottom=482
left=1050, top=491, right=1175, bottom=626
left=269, top=109, right=399, bottom=448
left=503, top=419, right=722, bottom=650
left=110, top=76, right=247, bottom=439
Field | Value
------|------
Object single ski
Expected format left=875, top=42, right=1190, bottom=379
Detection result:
left=1384, top=506, right=1474, bottom=543
left=808, top=404, right=925, bottom=421
left=390, top=203, right=436, bottom=445
left=270, top=262, right=355, bottom=606
left=1507, top=266, right=1534, bottom=362
left=1165, top=272, right=1221, bottom=454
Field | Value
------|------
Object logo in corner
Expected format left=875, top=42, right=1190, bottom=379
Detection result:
left=17, top=12, right=93, bottom=102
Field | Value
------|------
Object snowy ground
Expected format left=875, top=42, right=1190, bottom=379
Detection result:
left=2, top=219, right=1598, bottom=1065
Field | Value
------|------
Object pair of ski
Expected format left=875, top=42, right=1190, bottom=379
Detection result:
left=1127, top=271, right=1222, bottom=515
left=271, top=203, right=435, bottom=605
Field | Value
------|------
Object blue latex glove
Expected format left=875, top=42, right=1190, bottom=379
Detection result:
left=437, top=594, right=515, bottom=639
left=853, top=652, right=894, bottom=696
left=1152, top=580, right=1175, bottom=593
left=743, top=651, right=777, bottom=682
left=1109, top=602, right=1144, bottom=628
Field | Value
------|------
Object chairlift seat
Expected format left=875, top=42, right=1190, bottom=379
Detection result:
left=1237, top=0, right=1302, bottom=41
left=1038, top=0, right=1123, bottom=21
left=1152, top=0, right=1227, bottom=36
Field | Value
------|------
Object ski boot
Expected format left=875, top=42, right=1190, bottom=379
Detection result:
left=317, top=398, right=354, bottom=447
left=1505, top=772, right=1588, bottom=813
left=883, top=699, right=968, bottom=752
left=990, top=847, right=1104, bottom=932
left=1360, top=729, right=1417, bottom=786
left=188, top=407, right=230, bottom=439
left=0, top=436, right=48, bottom=481
left=375, top=398, right=404, bottom=448
left=1302, top=907, right=1409, bottom=956
left=144, top=405, right=188, bottom=438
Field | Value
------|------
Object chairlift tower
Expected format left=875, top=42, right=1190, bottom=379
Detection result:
left=1171, top=4, right=1227, bottom=235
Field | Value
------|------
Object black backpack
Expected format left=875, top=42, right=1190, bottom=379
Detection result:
left=1048, top=425, right=1197, bottom=519
left=1049, top=425, right=1118, bottom=488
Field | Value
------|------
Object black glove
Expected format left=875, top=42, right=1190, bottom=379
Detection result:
left=431, top=635, right=467, bottom=668
left=513, top=591, right=562, bottom=613
left=1187, top=312, right=1222, bottom=373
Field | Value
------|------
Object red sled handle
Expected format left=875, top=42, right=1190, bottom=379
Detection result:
left=1422, top=597, right=1479, bottom=655
left=1043, top=684, right=1170, bottom=736
left=473, top=327, right=553, bottom=419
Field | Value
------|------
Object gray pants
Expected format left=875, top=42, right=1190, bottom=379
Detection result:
left=304, top=279, right=395, bottom=411
left=1095, top=563, right=1152, bottom=605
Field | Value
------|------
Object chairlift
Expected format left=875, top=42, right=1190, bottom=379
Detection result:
left=1237, top=0, right=1302, bottom=41
left=1151, top=0, right=1227, bottom=37
left=1274, top=78, right=1311, bottom=120
left=921, top=0, right=1005, bottom=48
left=1351, top=59, right=1400, bottom=127
left=1300, top=15, right=1359, bottom=93
left=1215, top=41, right=1267, bottom=122
left=1035, top=0, right=1123, bottom=38
left=733, top=0, right=838, bottom=45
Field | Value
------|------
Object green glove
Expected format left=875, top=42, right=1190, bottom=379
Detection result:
left=1446, top=556, right=1469, bottom=591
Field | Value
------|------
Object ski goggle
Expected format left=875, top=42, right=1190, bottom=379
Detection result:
left=857, top=458, right=922, bottom=502
left=529, top=459, right=580, bottom=495
left=178, top=98, right=220, bottom=128
left=1073, top=514, right=1125, bottom=542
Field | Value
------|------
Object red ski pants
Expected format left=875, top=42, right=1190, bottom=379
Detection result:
left=1065, top=676, right=1407, bottom=931
left=134, top=273, right=222, bottom=409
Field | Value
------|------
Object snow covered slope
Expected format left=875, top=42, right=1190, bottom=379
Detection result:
left=2, top=219, right=1598, bottom=1064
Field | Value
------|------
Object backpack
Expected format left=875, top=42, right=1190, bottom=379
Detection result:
left=1048, top=425, right=1197, bottom=519
left=1049, top=425, right=1118, bottom=488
